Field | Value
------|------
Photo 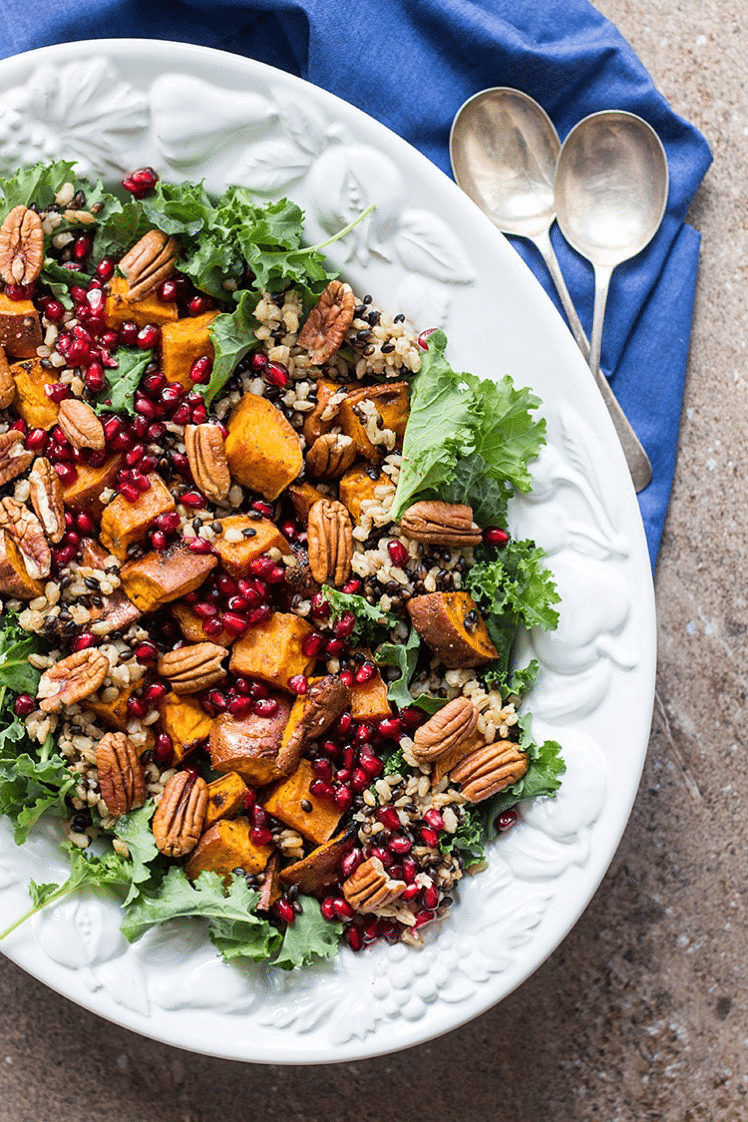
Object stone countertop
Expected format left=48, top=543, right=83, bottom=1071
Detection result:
left=1, top=3, right=745, bottom=1119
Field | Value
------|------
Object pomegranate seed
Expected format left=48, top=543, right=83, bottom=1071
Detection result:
left=154, top=734, right=173, bottom=765
left=145, top=682, right=167, bottom=703
left=333, top=785, right=353, bottom=811
left=325, top=638, right=345, bottom=656
left=301, top=632, right=325, bottom=658
left=246, top=604, right=272, bottom=625
left=187, top=536, right=213, bottom=554
left=85, top=363, right=105, bottom=393
left=132, top=415, right=150, bottom=438
left=124, top=443, right=145, bottom=467
left=320, top=897, right=337, bottom=921
left=71, top=632, right=95, bottom=652
left=251, top=826, right=273, bottom=846
left=354, top=660, right=376, bottom=685
left=272, top=897, right=296, bottom=925
left=190, top=404, right=208, bottom=425
left=389, top=835, right=412, bottom=855
left=73, top=235, right=90, bottom=261
left=138, top=454, right=158, bottom=474
left=5, top=283, right=34, bottom=300
left=42, top=300, right=64, bottom=324
left=202, top=618, right=225, bottom=638
left=180, top=490, right=204, bottom=508
left=133, top=393, right=156, bottom=419
left=54, top=543, right=77, bottom=565
left=70, top=287, right=88, bottom=306
left=206, top=689, right=227, bottom=712
left=248, top=682, right=269, bottom=700
left=227, top=696, right=253, bottom=717
left=338, top=668, right=354, bottom=687
left=134, top=642, right=158, bottom=662
left=95, top=257, right=115, bottom=281
left=354, top=723, right=373, bottom=744
left=376, top=806, right=401, bottom=831
left=401, top=883, right=420, bottom=902
left=14, top=693, right=36, bottom=717
left=359, top=754, right=383, bottom=777
left=137, top=324, right=160, bottom=349
left=333, top=612, right=356, bottom=638
left=402, top=856, right=418, bottom=883
left=387, top=539, right=409, bottom=567
left=340, top=848, right=363, bottom=878
left=264, top=361, right=289, bottom=387
left=350, top=767, right=369, bottom=793
left=131, top=471, right=151, bottom=493
left=189, top=355, right=212, bottom=384
left=168, top=402, right=190, bottom=426
left=68, top=338, right=91, bottom=365
left=99, top=329, right=119, bottom=350
left=421, top=886, right=440, bottom=910
left=126, top=696, right=148, bottom=719
left=25, top=428, right=47, bottom=451
left=158, top=279, right=178, bottom=302
left=334, top=712, right=353, bottom=737
left=252, top=804, right=269, bottom=828
left=253, top=698, right=280, bottom=718
left=249, top=351, right=268, bottom=372
left=361, top=916, right=381, bottom=943
left=310, top=592, right=331, bottom=620
left=399, top=706, right=426, bottom=730
left=218, top=612, right=247, bottom=636
left=188, top=295, right=213, bottom=316
left=414, top=909, right=437, bottom=929
left=344, top=925, right=363, bottom=951
left=118, top=481, right=140, bottom=503
left=151, top=524, right=169, bottom=549
left=145, top=421, right=167, bottom=442
left=309, top=779, right=334, bottom=801
left=483, top=526, right=510, bottom=547
left=287, top=674, right=308, bottom=695
left=54, top=463, right=77, bottom=485
left=242, top=788, right=256, bottom=811
left=333, top=897, right=354, bottom=921
left=342, top=578, right=363, bottom=595
left=215, top=574, right=237, bottom=598
left=312, top=758, right=333, bottom=781
left=494, top=807, right=519, bottom=834
left=417, top=327, right=437, bottom=349
left=44, top=382, right=70, bottom=403
left=423, top=808, right=445, bottom=832
left=121, top=166, right=159, bottom=197
left=377, top=717, right=402, bottom=740
left=419, top=827, right=439, bottom=848
left=74, top=513, right=94, bottom=536
left=154, top=511, right=180, bottom=533
left=118, top=321, right=139, bottom=347
left=111, top=430, right=133, bottom=453
left=193, top=601, right=218, bottom=620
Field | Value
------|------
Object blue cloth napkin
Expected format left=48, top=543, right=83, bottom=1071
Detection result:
left=0, top=0, right=712, bottom=567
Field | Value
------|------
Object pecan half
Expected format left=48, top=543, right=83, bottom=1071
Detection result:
left=0, top=497, right=51, bottom=579
left=305, top=432, right=357, bottom=479
left=119, top=230, right=180, bottom=301
left=37, top=647, right=109, bottom=713
left=28, top=457, right=65, bottom=543
left=0, top=430, right=33, bottom=486
left=307, top=499, right=353, bottom=586
left=297, top=280, right=355, bottom=365
left=450, top=740, right=529, bottom=803
left=342, top=856, right=407, bottom=914
left=0, top=206, right=44, bottom=285
left=96, top=732, right=146, bottom=818
left=185, top=424, right=230, bottom=503
left=152, top=770, right=208, bottom=857
left=57, top=398, right=105, bottom=451
left=411, top=696, right=481, bottom=764
left=157, top=641, right=227, bottom=694
left=400, top=501, right=482, bottom=547
left=0, top=347, right=15, bottom=410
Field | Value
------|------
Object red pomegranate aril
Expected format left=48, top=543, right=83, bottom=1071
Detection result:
left=310, top=592, right=331, bottom=620
left=55, top=333, right=71, bottom=356
left=99, top=329, right=119, bottom=350
left=54, top=543, right=77, bottom=566
left=264, top=361, right=289, bottom=388
left=253, top=697, right=280, bottom=718
left=287, top=674, right=308, bottom=695
left=344, top=925, right=363, bottom=950
left=215, top=574, right=237, bottom=598
left=124, top=443, right=145, bottom=467
left=354, top=660, right=375, bottom=685
left=401, top=883, right=420, bottom=902
left=354, top=723, right=373, bottom=745
left=338, top=669, right=354, bottom=687
left=242, top=788, right=256, bottom=811
left=402, top=856, right=418, bottom=883
left=190, top=403, right=208, bottom=424
left=248, top=605, right=273, bottom=626
left=359, top=754, right=383, bottom=778
left=103, top=416, right=123, bottom=441
left=117, top=481, right=140, bottom=503
left=139, top=454, right=159, bottom=474
left=340, top=848, right=363, bottom=878
left=201, top=617, right=225, bottom=638
left=189, top=355, right=213, bottom=384
left=272, top=897, right=296, bottom=925
left=134, top=641, right=158, bottom=662
left=95, top=256, right=115, bottom=281
left=72, top=632, right=95, bottom=652
left=180, top=490, right=204, bottom=508
left=108, top=431, right=132, bottom=455
left=187, top=295, right=212, bottom=316
left=421, top=886, right=440, bottom=910
left=54, top=463, right=77, bottom=485
left=417, top=327, right=437, bottom=350
left=154, top=734, right=173, bottom=765
left=169, top=402, right=190, bottom=425
left=251, top=826, right=273, bottom=847
left=376, top=806, right=401, bottom=831
left=118, top=322, right=139, bottom=347
left=187, top=537, right=212, bottom=554
left=14, top=693, right=36, bottom=717
left=377, top=717, right=402, bottom=740
left=131, top=416, right=150, bottom=439
left=75, top=512, right=95, bottom=534
left=154, top=511, right=180, bottom=533
left=44, top=300, right=64, bottom=323
left=320, top=897, right=337, bottom=922
left=494, top=807, right=519, bottom=834
left=70, top=286, right=88, bottom=306
left=25, top=428, right=47, bottom=451
left=423, top=808, right=445, bottom=832
left=483, top=526, right=510, bottom=547
left=311, top=759, right=333, bottom=782
left=145, top=421, right=167, bottom=442
left=309, top=778, right=334, bottom=801
left=380, top=921, right=400, bottom=944
left=193, top=601, right=218, bottom=620
left=333, top=897, right=354, bottom=921
left=217, top=611, right=245, bottom=636
left=137, top=324, right=160, bottom=349
left=334, top=712, right=353, bottom=737
left=389, top=835, right=412, bottom=856
left=249, top=351, right=268, bottom=372
left=301, top=632, right=325, bottom=658
left=325, top=638, right=345, bottom=657
left=44, top=382, right=70, bottom=403
left=350, top=767, right=369, bottom=793
left=157, top=279, right=178, bottom=302
left=85, top=363, right=105, bottom=393
left=369, top=846, right=390, bottom=867
left=333, top=612, right=356, bottom=638
left=68, top=338, right=91, bottom=366
left=414, top=909, right=437, bottom=929
left=126, top=696, right=148, bottom=719
left=122, top=166, right=159, bottom=197
left=333, top=785, right=353, bottom=811
left=387, top=539, right=409, bottom=567
left=226, top=696, right=252, bottom=717
left=131, top=471, right=151, bottom=493
left=134, top=394, right=156, bottom=419
left=206, top=688, right=227, bottom=712
left=399, top=706, right=426, bottom=730
left=341, top=578, right=363, bottom=595
left=251, top=804, right=269, bottom=828
left=160, top=382, right=184, bottom=408
left=145, top=682, right=167, bottom=704
left=248, top=681, right=269, bottom=700
left=419, top=827, right=439, bottom=848
left=142, top=371, right=166, bottom=395
left=73, top=235, right=90, bottom=261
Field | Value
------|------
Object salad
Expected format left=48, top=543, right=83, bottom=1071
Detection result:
left=0, top=160, right=564, bottom=969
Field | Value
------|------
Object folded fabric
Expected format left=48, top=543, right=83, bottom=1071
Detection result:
left=0, top=0, right=712, bottom=566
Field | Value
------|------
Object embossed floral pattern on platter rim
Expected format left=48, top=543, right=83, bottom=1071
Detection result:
left=0, top=40, right=656, bottom=1064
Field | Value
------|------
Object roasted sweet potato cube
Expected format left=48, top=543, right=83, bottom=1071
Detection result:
left=10, top=358, right=59, bottom=430
left=159, top=691, right=213, bottom=764
left=229, top=612, right=315, bottom=691
left=280, top=829, right=356, bottom=895
left=339, top=382, right=410, bottom=461
left=350, top=668, right=392, bottom=721
left=160, top=311, right=219, bottom=390
left=172, top=601, right=232, bottom=647
left=84, top=681, right=140, bottom=732
left=204, top=772, right=249, bottom=830
left=99, top=474, right=175, bottom=561
left=0, top=296, right=42, bottom=359
left=0, top=531, right=44, bottom=600
left=280, top=676, right=350, bottom=765
left=79, top=537, right=141, bottom=633
left=257, top=852, right=282, bottom=910
left=185, top=816, right=272, bottom=883
left=338, top=463, right=392, bottom=523
left=209, top=698, right=292, bottom=785
left=288, top=482, right=327, bottom=524
left=61, top=454, right=122, bottom=514
left=104, top=276, right=179, bottom=328
left=225, top=393, right=303, bottom=500
left=407, top=591, right=498, bottom=668
left=213, top=515, right=290, bottom=578
left=120, top=543, right=216, bottom=614
left=264, top=758, right=343, bottom=845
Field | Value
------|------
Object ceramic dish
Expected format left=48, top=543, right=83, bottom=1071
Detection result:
left=0, top=39, right=656, bottom=1063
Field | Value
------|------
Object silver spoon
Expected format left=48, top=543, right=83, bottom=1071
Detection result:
left=449, top=87, right=588, bottom=355
left=555, top=111, right=669, bottom=489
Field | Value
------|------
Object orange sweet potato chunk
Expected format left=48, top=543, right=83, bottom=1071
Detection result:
left=120, top=543, right=216, bottom=614
left=185, top=817, right=272, bottom=882
left=10, top=358, right=59, bottom=430
left=61, top=454, right=122, bottom=514
left=104, top=276, right=178, bottom=328
left=204, top=772, right=249, bottom=830
left=0, top=296, right=42, bottom=359
left=84, top=681, right=140, bottom=733
left=264, top=758, right=343, bottom=845
left=172, top=601, right=233, bottom=647
left=350, top=668, right=392, bottom=721
left=338, top=463, right=390, bottom=523
left=407, top=591, right=498, bottom=668
left=280, top=829, right=356, bottom=895
left=213, top=515, right=290, bottom=578
left=99, top=474, right=175, bottom=561
left=208, top=698, right=292, bottom=785
left=0, top=531, right=44, bottom=600
left=225, top=393, right=303, bottom=500
left=160, top=311, right=219, bottom=391
left=288, top=482, right=327, bottom=524
left=79, top=537, right=141, bottom=632
left=229, top=612, right=315, bottom=691
left=158, top=691, right=213, bottom=764
left=339, top=382, right=410, bottom=460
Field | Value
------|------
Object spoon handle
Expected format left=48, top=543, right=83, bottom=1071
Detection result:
left=530, top=227, right=590, bottom=359
left=589, top=263, right=613, bottom=385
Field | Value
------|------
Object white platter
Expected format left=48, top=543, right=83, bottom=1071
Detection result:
left=0, top=39, right=656, bottom=1064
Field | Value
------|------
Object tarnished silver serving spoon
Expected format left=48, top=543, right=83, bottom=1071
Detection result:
left=449, top=87, right=588, bottom=355
left=555, top=111, right=669, bottom=490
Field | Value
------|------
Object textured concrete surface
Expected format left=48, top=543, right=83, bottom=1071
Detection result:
left=1, top=3, right=746, bottom=1120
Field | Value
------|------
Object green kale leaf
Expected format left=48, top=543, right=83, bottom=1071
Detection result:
left=95, top=347, right=153, bottom=415
left=202, top=289, right=261, bottom=408
left=141, top=179, right=215, bottom=238
left=271, top=895, right=343, bottom=970
left=439, top=806, right=486, bottom=869
left=92, top=200, right=151, bottom=261
left=376, top=628, right=447, bottom=714
left=113, top=802, right=162, bottom=906
left=323, top=586, right=395, bottom=643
